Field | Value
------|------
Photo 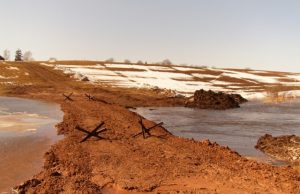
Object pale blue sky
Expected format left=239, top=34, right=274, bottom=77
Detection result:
left=1, top=0, right=300, bottom=72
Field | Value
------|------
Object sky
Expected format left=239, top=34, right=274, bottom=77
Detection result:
left=1, top=0, right=300, bottom=72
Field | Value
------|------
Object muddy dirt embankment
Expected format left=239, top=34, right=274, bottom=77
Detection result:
left=13, top=94, right=300, bottom=194
left=256, top=134, right=300, bottom=165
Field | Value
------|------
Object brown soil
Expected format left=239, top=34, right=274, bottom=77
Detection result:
left=0, top=62, right=299, bottom=193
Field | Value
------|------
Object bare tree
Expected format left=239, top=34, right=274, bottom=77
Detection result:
left=3, top=50, right=10, bottom=61
left=23, top=51, right=34, bottom=61
left=15, top=49, right=23, bottom=61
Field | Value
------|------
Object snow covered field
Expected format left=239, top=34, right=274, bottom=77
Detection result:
left=40, top=62, right=300, bottom=99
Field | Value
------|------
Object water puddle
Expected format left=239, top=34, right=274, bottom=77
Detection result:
left=134, top=101, right=300, bottom=165
left=0, top=97, right=63, bottom=193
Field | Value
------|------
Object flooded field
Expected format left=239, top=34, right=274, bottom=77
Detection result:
left=0, top=97, right=62, bottom=193
left=134, top=101, right=300, bottom=163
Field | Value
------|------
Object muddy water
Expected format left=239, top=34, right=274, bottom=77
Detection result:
left=134, top=101, right=300, bottom=164
left=0, top=97, right=62, bottom=193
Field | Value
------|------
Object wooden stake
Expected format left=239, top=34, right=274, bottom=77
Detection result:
left=76, top=122, right=107, bottom=143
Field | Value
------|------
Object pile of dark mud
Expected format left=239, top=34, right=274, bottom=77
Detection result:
left=256, top=134, right=300, bottom=164
left=229, top=93, right=248, bottom=104
left=186, top=89, right=247, bottom=110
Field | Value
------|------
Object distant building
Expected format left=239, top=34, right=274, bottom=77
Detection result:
left=0, top=55, right=4, bottom=61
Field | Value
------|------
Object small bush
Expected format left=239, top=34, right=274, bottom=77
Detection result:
left=137, top=60, right=144, bottom=65
left=105, top=58, right=114, bottom=63
left=124, top=59, right=131, bottom=63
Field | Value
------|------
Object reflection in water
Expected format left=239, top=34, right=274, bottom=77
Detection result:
left=134, top=101, right=300, bottom=163
left=0, top=113, right=48, bottom=133
left=0, top=97, right=62, bottom=193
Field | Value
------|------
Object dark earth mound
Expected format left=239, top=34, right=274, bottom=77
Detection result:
left=186, top=89, right=247, bottom=110
left=229, top=93, right=248, bottom=104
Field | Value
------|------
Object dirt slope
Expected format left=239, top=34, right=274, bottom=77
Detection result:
left=39, top=60, right=300, bottom=98
left=1, top=62, right=186, bottom=107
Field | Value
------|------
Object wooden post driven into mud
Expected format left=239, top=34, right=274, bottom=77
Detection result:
left=63, top=93, right=74, bottom=101
left=76, top=122, right=107, bottom=143
left=133, top=117, right=164, bottom=139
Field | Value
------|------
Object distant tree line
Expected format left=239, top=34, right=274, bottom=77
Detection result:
left=1, top=49, right=34, bottom=61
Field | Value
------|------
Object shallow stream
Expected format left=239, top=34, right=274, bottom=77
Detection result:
left=134, top=101, right=300, bottom=164
left=0, top=97, right=62, bottom=193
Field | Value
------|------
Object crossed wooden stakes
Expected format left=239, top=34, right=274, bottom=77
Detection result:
left=133, top=117, right=164, bottom=139
left=76, top=122, right=107, bottom=143
left=63, top=93, right=74, bottom=101
left=85, top=93, right=96, bottom=101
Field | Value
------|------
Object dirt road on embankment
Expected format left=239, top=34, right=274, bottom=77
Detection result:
left=0, top=62, right=299, bottom=193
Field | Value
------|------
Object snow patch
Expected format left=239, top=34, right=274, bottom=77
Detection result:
left=40, top=63, right=55, bottom=67
left=173, top=67, right=203, bottom=71
left=104, top=64, right=148, bottom=70
left=192, top=73, right=217, bottom=78
left=221, top=70, right=279, bottom=83
left=6, top=66, right=19, bottom=71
